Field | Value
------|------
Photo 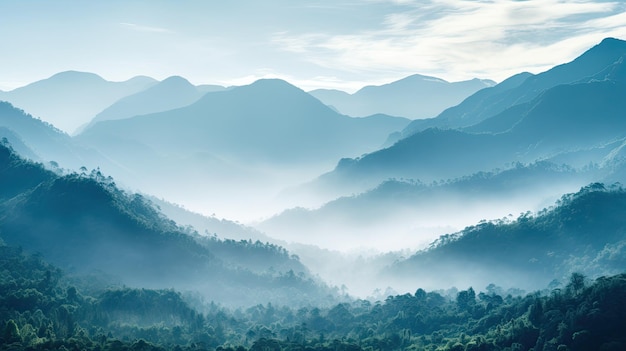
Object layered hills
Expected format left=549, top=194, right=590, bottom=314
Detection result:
left=386, top=182, right=626, bottom=292
left=0, top=71, right=156, bottom=134
left=310, top=75, right=494, bottom=119
left=74, top=78, right=410, bottom=219
left=82, top=75, right=224, bottom=131
left=0, top=142, right=334, bottom=307
left=310, top=37, right=626, bottom=199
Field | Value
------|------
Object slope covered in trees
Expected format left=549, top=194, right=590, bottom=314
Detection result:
left=387, top=183, right=626, bottom=292
left=0, top=142, right=334, bottom=307
left=1, top=241, right=624, bottom=351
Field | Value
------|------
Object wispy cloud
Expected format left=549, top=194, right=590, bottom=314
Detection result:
left=120, top=22, right=173, bottom=34
left=272, top=0, right=626, bottom=82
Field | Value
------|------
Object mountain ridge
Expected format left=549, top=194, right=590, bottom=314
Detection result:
left=310, top=74, right=494, bottom=120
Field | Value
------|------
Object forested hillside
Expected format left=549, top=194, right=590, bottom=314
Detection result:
left=0, top=142, right=335, bottom=307
left=387, top=182, right=626, bottom=292
left=1, top=241, right=625, bottom=351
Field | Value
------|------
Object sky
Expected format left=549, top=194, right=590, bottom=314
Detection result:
left=1, top=0, right=626, bottom=93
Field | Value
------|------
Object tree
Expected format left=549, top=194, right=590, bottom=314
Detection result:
left=457, top=287, right=476, bottom=311
left=4, top=319, right=21, bottom=344
left=566, top=273, right=586, bottom=297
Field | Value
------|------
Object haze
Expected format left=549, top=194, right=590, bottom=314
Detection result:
left=2, top=0, right=626, bottom=302
left=2, top=0, right=626, bottom=93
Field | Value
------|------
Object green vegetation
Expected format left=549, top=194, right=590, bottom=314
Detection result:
left=2, top=128, right=626, bottom=350
left=0, top=142, right=335, bottom=308
left=1, top=242, right=625, bottom=351
left=390, top=182, right=626, bottom=291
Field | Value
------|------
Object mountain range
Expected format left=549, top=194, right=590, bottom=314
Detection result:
left=307, top=37, right=626, bottom=200
left=80, top=75, right=226, bottom=132
left=0, top=71, right=157, bottom=134
left=72, top=78, right=411, bottom=219
left=310, top=75, right=494, bottom=119
left=1, top=37, right=626, bottom=301
left=385, top=182, right=626, bottom=292
left=0, top=142, right=335, bottom=307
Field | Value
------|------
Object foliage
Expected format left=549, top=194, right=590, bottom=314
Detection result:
left=0, top=142, right=335, bottom=308
left=1, top=241, right=625, bottom=351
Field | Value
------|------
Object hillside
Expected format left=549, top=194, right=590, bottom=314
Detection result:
left=82, top=75, right=213, bottom=131
left=308, top=38, right=626, bottom=200
left=1, top=237, right=625, bottom=351
left=0, top=142, right=335, bottom=307
left=74, top=78, right=411, bottom=220
left=0, top=71, right=156, bottom=134
left=386, top=183, right=626, bottom=292
left=0, top=101, right=109, bottom=172
left=261, top=162, right=597, bottom=253
left=402, top=37, right=626, bottom=135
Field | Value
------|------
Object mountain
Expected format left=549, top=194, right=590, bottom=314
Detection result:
left=75, top=79, right=411, bottom=219
left=0, top=142, right=335, bottom=307
left=401, top=37, right=626, bottom=136
left=307, top=38, right=626, bottom=199
left=310, top=74, right=494, bottom=119
left=4, top=231, right=626, bottom=351
left=261, top=162, right=597, bottom=254
left=0, top=101, right=110, bottom=171
left=384, top=182, right=626, bottom=292
left=82, top=76, right=220, bottom=131
left=78, top=78, right=409, bottom=166
left=0, top=71, right=157, bottom=134
left=148, top=195, right=274, bottom=242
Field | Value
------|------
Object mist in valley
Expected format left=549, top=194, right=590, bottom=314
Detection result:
left=2, top=5, right=626, bottom=347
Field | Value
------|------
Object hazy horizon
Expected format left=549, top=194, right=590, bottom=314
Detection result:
left=2, top=1, right=626, bottom=92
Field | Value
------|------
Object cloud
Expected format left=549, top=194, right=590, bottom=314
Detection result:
left=119, top=22, right=173, bottom=34
left=272, top=0, right=626, bottom=82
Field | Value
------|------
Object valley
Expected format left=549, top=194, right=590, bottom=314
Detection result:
left=2, top=32, right=626, bottom=350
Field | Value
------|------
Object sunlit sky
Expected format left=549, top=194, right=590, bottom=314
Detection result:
left=1, top=0, right=626, bottom=92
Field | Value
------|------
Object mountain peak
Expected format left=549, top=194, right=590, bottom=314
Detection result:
left=599, top=37, right=626, bottom=47
left=161, top=75, right=192, bottom=85
left=48, top=70, right=106, bottom=83
left=248, top=78, right=301, bottom=91
left=571, top=37, right=626, bottom=70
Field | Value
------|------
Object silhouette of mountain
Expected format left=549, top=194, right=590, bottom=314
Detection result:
left=0, top=71, right=157, bottom=134
left=83, top=76, right=219, bottom=131
left=74, top=79, right=410, bottom=219
left=402, top=37, right=626, bottom=136
left=80, top=78, right=409, bottom=165
left=385, top=182, right=626, bottom=291
left=310, top=74, right=494, bottom=119
left=260, top=162, right=596, bottom=252
left=0, top=143, right=334, bottom=307
left=308, top=38, right=626, bottom=198
left=0, top=101, right=110, bottom=171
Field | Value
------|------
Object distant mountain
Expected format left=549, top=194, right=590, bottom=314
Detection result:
left=82, top=76, right=223, bottom=131
left=402, top=37, right=626, bottom=136
left=0, top=71, right=157, bottom=134
left=385, top=183, right=626, bottom=292
left=307, top=38, right=626, bottom=198
left=0, top=143, right=335, bottom=307
left=75, top=79, right=410, bottom=219
left=78, top=78, right=409, bottom=166
left=310, top=74, right=494, bottom=119
left=0, top=101, right=110, bottom=171
left=260, top=162, right=597, bottom=253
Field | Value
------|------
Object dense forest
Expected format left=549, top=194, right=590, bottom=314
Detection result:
left=0, top=141, right=336, bottom=308
left=1, top=240, right=625, bottom=351
left=0, top=139, right=625, bottom=350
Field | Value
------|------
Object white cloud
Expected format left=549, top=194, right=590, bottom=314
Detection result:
left=119, top=22, right=173, bottom=34
left=272, top=0, right=626, bottom=82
